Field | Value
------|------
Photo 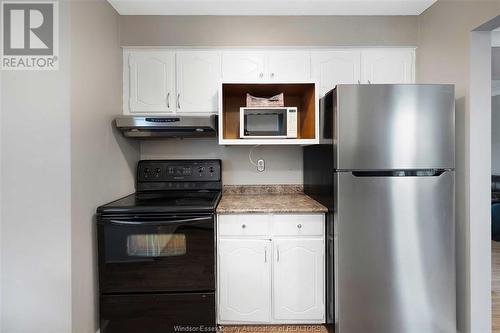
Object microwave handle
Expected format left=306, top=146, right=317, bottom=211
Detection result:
left=108, top=216, right=213, bottom=226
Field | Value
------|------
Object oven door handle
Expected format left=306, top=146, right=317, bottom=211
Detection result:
left=107, top=216, right=213, bottom=226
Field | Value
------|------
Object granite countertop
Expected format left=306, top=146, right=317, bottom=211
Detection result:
left=216, top=185, right=328, bottom=214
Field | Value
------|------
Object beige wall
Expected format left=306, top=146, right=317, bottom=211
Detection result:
left=120, top=15, right=418, bottom=47
left=120, top=15, right=419, bottom=184
left=141, top=139, right=303, bottom=185
left=70, top=1, right=139, bottom=332
left=417, top=2, right=500, bottom=332
left=0, top=3, right=72, bottom=332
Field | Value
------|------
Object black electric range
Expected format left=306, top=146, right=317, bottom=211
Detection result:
left=96, top=159, right=221, bottom=333
left=97, top=190, right=221, bottom=215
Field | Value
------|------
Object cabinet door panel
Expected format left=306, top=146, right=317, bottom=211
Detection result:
left=127, top=51, right=174, bottom=113
left=222, top=52, right=265, bottom=81
left=267, top=51, right=311, bottom=81
left=218, top=239, right=271, bottom=323
left=311, top=50, right=361, bottom=96
left=273, top=238, right=324, bottom=322
left=361, top=49, right=414, bottom=84
left=176, top=51, right=221, bottom=113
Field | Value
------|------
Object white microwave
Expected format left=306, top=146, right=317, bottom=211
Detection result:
left=240, top=107, right=298, bottom=139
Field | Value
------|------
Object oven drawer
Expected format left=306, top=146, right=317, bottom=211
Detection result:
left=100, top=292, right=215, bottom=333
left=218, top=214, right=270, bottom=236
left=273, top=214, right=324, bottom=236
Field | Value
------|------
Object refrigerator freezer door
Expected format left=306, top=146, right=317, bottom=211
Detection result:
left=336, top=171, right=455, bottom=333
left=336, top=84, right=455, bottom=170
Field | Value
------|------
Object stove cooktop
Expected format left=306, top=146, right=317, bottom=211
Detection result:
left=97, top=190, right=221, bottom=215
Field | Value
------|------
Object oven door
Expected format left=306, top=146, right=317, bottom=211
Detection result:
left=242, top=108, right=287, bottom=138
left=97, top=214, right=214, bottom=293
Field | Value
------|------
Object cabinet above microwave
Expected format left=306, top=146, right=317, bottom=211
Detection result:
left=218, top=82, right=319, bottom=145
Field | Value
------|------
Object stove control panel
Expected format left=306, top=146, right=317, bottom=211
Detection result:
left=137, top=160, right=221, bottom=182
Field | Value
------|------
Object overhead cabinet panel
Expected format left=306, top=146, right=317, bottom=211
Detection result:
left=222, top=52, right=266, bottom=81
left=267, top=51, right=311, bottom=81
left=361, top=49, right=414, bottom=84
left=222, top=51, right=311, bottom=82
left=176, top=51, right=222, bottom=113
left=127, top=51, right=175, bottom=113
left=311, top=50, right=361, bottom=96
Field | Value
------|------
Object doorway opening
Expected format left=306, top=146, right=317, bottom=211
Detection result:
left=493, top=38, right=500, bottom=333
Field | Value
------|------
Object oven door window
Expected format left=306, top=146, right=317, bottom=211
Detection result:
left=127, top=234, right=186, bottom=257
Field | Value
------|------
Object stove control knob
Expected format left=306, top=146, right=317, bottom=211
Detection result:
left=155, top=168, right=161, bottom=173
left=198, top=166, right=204, bottom=173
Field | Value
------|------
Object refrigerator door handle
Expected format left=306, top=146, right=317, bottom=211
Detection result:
left=350, top=169, right=449, bottom=178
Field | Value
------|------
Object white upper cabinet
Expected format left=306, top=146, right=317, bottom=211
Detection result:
left=126, top=50, right=175, bottom=113
left=123, top=48, right=415, bottom=116
left=361, top=49, right=415, bottom=84
left=267, top=51, right=311, bottom=81
left=175, top=51, right=221, bottom=113
left=218, top=239, right=271, bottom=324
left=273, top=238, right=325, bottom=321
left=222, top=51, right=311, bottom=82
left=311, top=50, right=361, bottom=96
left=222, top=52, right=266, bottom=81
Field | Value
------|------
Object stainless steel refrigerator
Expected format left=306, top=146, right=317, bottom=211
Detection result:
left=304, top=84, right=456, bottom=333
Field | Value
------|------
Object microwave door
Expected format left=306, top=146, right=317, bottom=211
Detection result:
left=241, top=109, right=287, bottom=138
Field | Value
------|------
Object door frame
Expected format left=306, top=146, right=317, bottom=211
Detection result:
left=468, top=15, right=500, bottom=333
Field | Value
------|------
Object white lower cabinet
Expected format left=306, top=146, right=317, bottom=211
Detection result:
left=218, top=239, right=271, bottom=323
left=273, top=238, right=324, bottom=321
left=217, top=213, right=325, bottom=324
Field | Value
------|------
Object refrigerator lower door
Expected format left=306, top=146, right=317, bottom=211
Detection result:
left=336, top=170, right=455, bottom=333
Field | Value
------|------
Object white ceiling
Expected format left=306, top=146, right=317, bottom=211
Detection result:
left=108, top=0, right=438, bottom=16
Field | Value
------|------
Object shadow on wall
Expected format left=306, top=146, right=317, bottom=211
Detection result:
left=111, top=120, right=140, bottom=176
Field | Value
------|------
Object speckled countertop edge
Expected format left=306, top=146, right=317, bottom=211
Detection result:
left=223, top=184, right=303, bottom=195
left=217, top=185, right=327, bottom=214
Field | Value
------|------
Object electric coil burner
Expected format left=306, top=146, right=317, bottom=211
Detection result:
left=96, top=160, right=221, bottom=333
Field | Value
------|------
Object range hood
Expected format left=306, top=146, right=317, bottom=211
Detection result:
left=115, top=115, right=218, bottom=138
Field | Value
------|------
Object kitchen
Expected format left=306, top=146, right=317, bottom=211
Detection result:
left=1, top=1, right=499, bottom=333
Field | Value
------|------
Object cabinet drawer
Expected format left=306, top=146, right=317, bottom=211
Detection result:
left=273, top=214, right=324, bottom=236
left=218, top=214, right=269, bottom=236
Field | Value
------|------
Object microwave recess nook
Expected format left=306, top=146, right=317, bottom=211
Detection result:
left=218, top=82, right=319, bottom=145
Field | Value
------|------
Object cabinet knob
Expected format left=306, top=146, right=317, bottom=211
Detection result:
left=259, top=73, right=264, bottom=78
left=271, top=73, right=275, bottom=78
left=297, top=224, right=302, bottom=229
left=242, top=224, right=246, bottom=229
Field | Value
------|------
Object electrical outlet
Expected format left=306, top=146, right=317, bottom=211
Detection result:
left=257, top=159, right=265, bottom=172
